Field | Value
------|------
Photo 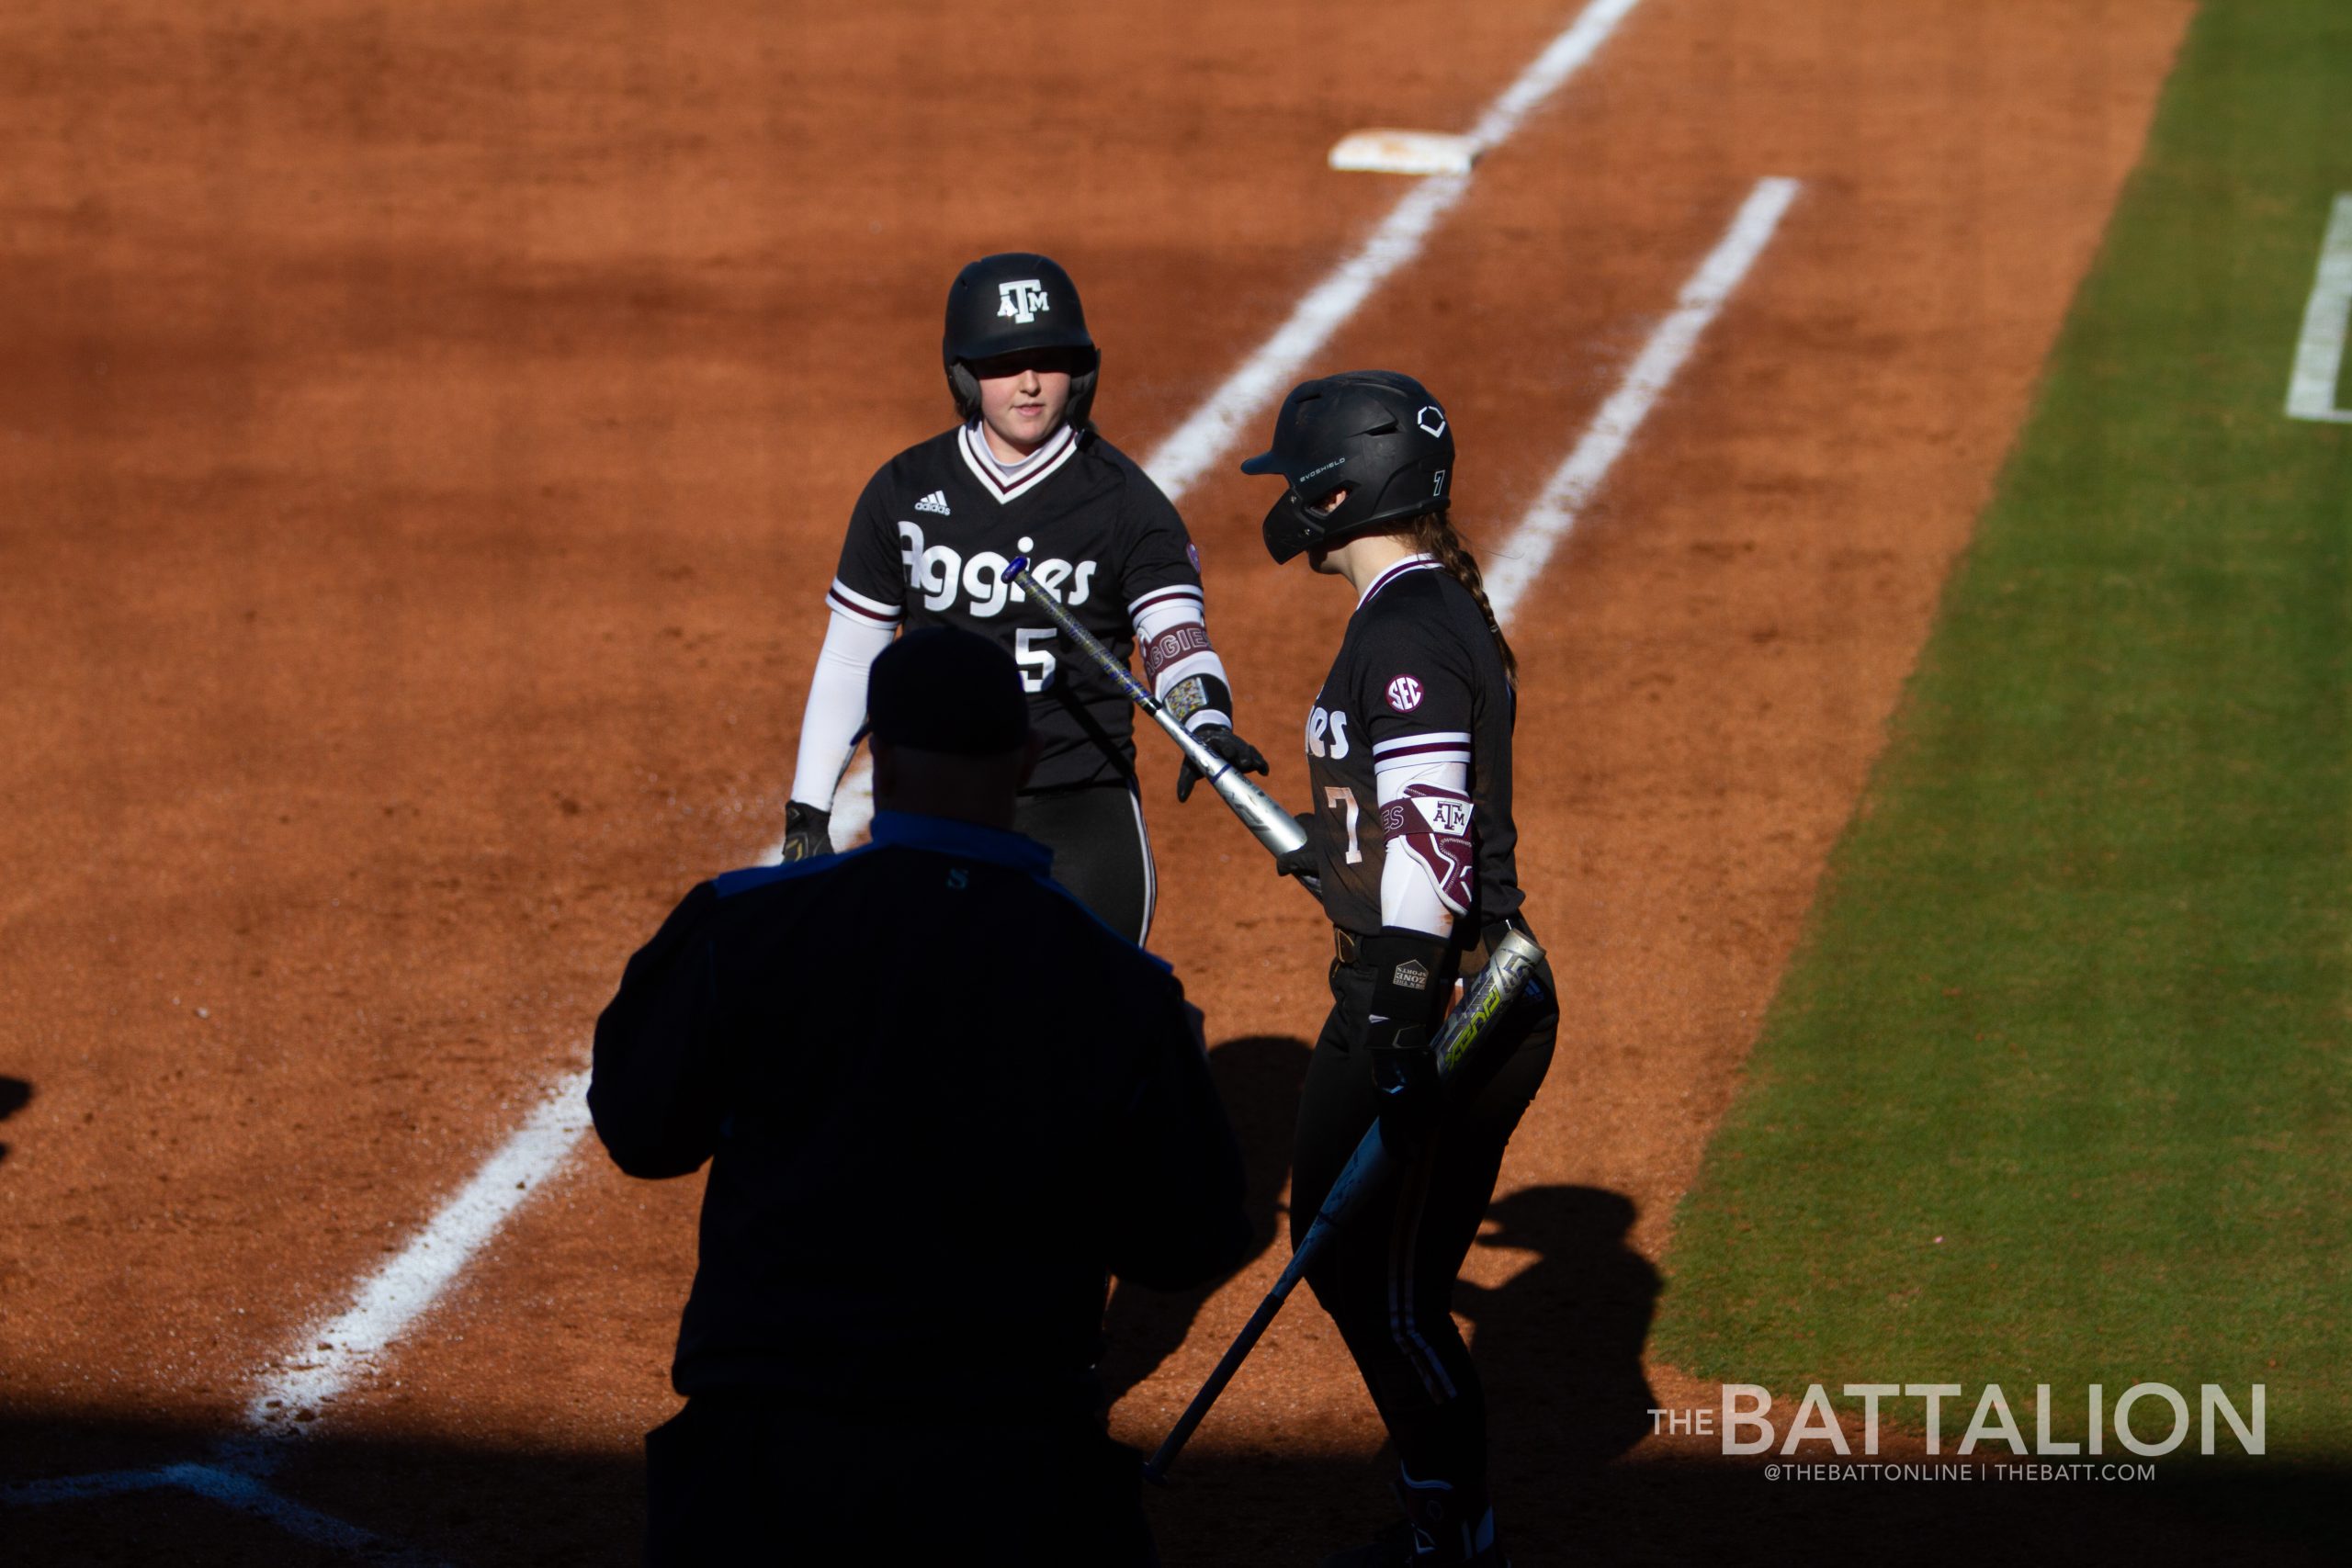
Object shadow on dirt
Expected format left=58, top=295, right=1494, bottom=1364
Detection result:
left=4, top=1149, right=2339, bottom=1566
left=1098, top=1033, right=1311, bottom=1407
left=2, top=1406, right=2339, bottom=1568
left=0, top=1076, right=29, bottom=1167
left=1460, top=1183, right=1662, bottom=1479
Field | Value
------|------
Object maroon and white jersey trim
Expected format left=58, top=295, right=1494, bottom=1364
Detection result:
left=826, top=577, right=903, bottom=625
left=956, top=421, right=1080, bottom=503
left=1372, top=729, right=1472, bottom=772
left=1127, top=583, right=1204, bottom=620
left=1357, top=554, right=1443, bottom=607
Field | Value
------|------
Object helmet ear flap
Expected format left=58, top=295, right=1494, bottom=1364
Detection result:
left=948, top=355, right=1098, bottom=430
left=948, top=362, right=982, bottom=424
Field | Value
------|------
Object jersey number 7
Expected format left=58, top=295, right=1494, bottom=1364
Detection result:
left=1324, top=785, right=1365, bottom=864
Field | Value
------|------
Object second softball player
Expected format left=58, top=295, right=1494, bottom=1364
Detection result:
left=1242, top=371, right=1559, bottom=1568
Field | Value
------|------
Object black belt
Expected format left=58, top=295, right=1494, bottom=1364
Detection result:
left=1334, top=917, right=1532, bottom=972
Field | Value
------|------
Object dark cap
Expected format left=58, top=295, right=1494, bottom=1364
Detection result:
left=862, top=626, right=1030, bottom=756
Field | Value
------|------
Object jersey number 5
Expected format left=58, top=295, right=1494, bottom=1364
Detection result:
left=1015, top=626, right=1057, bottom=694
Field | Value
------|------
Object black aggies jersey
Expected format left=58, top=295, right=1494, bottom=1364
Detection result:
left=1306, top=559, right=1525, bottom=939
left=830, top=423, right=1206, bottom=791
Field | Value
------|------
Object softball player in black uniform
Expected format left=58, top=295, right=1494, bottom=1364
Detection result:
left=779, top=253, right=1266, bottom=943
left=1241, top=372, right=1558, bottom=1568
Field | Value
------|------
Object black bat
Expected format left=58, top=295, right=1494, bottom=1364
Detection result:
left=1142, top=928, right=1546, bottom=1481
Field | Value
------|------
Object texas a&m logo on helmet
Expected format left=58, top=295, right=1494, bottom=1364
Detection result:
left=997, top=279, right=1051, bottom=323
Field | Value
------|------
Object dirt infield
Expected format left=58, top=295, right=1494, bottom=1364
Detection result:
left=0, top=0, right=2213, bottom=1562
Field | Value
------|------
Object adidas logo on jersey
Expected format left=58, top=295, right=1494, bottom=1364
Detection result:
left=914, top=491, right=952, bottom=516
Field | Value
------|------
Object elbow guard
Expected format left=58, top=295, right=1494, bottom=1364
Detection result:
left=1382, top=784, right=1476, bottom=917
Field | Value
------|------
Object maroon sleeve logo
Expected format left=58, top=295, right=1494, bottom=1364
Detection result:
left=1381, top=784, right=1476, bottom=915
left=1385, top=674, right=1424, bottom=712
left=1144, top=624, right=1214, bottom=686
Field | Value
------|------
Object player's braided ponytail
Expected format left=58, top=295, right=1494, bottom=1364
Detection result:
left=1410, top=513, right=1517, bottom=683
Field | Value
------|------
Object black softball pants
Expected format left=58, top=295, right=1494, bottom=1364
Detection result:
left=1012, top=778, right=1156, bottom=946
left=1290, top=935, right=1558, bottom=1491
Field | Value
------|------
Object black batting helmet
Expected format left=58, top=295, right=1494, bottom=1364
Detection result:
left=1239, top=371, right=1454, bottom=564
left=943, top=253, right=1101, bottom=429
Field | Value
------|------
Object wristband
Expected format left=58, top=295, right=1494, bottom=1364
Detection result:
left=1361, top=928, right=1448, bottom=1052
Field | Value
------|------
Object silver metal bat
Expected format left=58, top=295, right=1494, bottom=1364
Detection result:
left=1004, top=555, right=1306, bottom=858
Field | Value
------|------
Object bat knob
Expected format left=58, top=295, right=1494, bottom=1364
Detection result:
left=1006, top=554, right=1031, bottom=577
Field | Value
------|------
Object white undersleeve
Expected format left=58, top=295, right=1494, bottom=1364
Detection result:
left=787, top=607, right=896, bottom=809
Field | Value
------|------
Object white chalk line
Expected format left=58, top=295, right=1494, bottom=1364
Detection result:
left=1485, top=176, right=1802, bottom=626
left=2286, top=192, right=2352, bottom=423
left=4, top=1077, right=591, bottom=1552
left=2, top=1461, right=449, bottom=1566
left=1144, top=0, right=1647, bottom=503
left=822, top=0, right=1650, bottom=850
left=244, top=1068, right=596, bottom=1430
left=6, top=3, right=1668, bottom=1552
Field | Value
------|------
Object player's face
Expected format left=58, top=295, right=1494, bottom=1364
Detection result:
left=1305, top=486, right=1352, bottom=574
left=972, top=353, right=1075, bottom=458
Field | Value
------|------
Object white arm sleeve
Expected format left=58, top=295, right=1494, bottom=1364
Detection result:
left=786, top=606, right=896, bottom=809
left=1375, top=754, right=1472, bottom=940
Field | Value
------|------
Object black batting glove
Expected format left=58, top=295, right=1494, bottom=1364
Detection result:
left=1371, top=1025, right=1442, bottom=1156
left=1359, top=929, right=1451, bottom=1156
left=1175, top=724, right=1269, bottom=805
left=1273, top=811, right=1319, bottom=881
left=779, top=800, right=832, bottom=863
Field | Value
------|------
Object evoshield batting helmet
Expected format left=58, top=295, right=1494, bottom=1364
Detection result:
left=943, top=253, right=1102, bottom=429
left=1238, top=371, right=1454, bottom=564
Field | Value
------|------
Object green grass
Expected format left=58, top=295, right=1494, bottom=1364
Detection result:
left=1655, top=0, right=2352, bottom=1462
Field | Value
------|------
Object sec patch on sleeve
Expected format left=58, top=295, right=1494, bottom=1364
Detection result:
left=1385, top=673, right=1424, bottom=712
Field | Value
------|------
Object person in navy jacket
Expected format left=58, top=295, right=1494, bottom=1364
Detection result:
left=592, top=625, right=1250, bottom=1566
